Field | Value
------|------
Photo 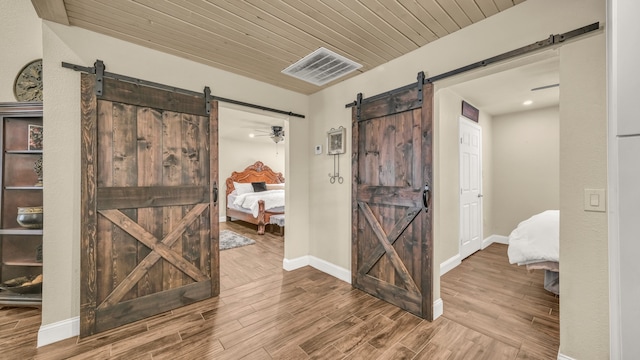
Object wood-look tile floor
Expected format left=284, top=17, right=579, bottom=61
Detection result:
left=0, top=221, right=559, bottom=359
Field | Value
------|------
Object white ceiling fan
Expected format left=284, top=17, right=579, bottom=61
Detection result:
left=251, top=125, right=285, bottom=144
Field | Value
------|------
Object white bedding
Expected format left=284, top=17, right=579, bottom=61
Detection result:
left=233, top=189, right=285, bottom=217
left=507, top=210, right=559, bottom=265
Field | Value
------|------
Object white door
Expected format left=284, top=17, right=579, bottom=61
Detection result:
left=459, top=117, right=482, bottom=260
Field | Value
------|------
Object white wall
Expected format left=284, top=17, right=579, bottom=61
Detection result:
left=492, top=106, right=560, bottom=236
left=0, top=0, right=42, bottom=102
left=40, top=20, right=309, bottom=337
left=559, top=32, right=608, bottom=359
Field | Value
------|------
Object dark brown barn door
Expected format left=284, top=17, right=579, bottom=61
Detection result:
left=80, top=73, right=219, bottom=336
left=352, top=80, right=434, bottom=320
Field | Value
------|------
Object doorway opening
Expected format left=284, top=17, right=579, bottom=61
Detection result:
left=218, top=104, right=288, bottom=288
left=435, top=52, right=561, bottom=354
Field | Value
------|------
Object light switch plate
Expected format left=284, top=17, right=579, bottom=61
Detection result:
left=314, top=144, right=322, bottom=155
left=584, top=188, right=606, bottom=212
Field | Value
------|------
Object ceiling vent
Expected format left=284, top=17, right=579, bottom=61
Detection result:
left=282, top=47, right=362, bottom=86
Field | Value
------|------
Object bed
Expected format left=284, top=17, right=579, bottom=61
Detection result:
left=225, top=161, right=285, bottom=235
left=507, top=210, right=560, bottom=295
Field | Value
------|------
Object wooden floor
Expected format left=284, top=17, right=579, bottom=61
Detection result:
left=0, top=221, right=559, bottom=359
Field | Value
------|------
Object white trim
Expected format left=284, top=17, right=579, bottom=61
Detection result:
left=557, top=353, right=577, bottom=360
left=309, top=256, right=351, bottom=284
left=219, top=216, right=226, bottom=222
left=282, top=255, right=351, bottom=284
left=37, top=316, right=79, bottom=347
left=481, top=234, right=509, bottom=249
left=433, top=298, right=443, bottom=319
left=282, top=256, right=310, bottom=271
left=607, top=1, right=621, bottom=358
left=440, top=254, right=461, bottom=276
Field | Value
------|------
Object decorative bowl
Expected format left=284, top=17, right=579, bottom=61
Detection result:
left=0, top=274, right=43, bottom=294
left=16, top=206, right=43, bottom=229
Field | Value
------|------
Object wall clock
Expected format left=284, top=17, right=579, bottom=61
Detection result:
left=14, top=59, right=43, bottom=102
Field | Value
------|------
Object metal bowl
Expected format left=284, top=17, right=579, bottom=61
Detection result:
left=16, top=206, right=43, bottom=229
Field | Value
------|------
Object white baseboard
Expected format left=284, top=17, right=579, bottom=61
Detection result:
left=482, top=234, right=509, bottom=249
left=433, top=298, right=443, bottom=319
left=219, top=216, right=226, bottom=222
left=309, top=256, right=351, bottom=284
left=282, top=256, right=310, bottom=271
left=557, top=353, right=576, bottom=360
left=37, top=316, right=79, bottom=347
left=283, top=256, right=351, bottom=284
left=440, top=254, right=461, bottom=276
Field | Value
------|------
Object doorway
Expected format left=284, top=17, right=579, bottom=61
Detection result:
left=217, top=105, right=288, bottom=287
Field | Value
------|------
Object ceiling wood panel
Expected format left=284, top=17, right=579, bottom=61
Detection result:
left=454, top=0, right=486, bottom=23
left=418, top=1, right=463, bottom=34
left=33, top=0, right=525, bottom=94
left=396, top=0, right=449, bottom=38
left=475, top=0, right=501, bottom=16
left=435, top=0, right=473, bottom=28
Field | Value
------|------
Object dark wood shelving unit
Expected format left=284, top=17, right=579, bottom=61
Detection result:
left=0, top=102, right=43, bottom=307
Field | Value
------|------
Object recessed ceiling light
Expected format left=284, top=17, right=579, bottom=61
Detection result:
left=249, top=133, right=255, bottom=138
left=523, top=100, right=533, bottom=106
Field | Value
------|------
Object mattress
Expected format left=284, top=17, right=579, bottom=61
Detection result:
left=227, top=193, right=284, bottom=214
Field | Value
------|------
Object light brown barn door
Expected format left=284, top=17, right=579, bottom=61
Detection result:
left=352, top=77, right=434, bottom=320
left=80, top=73, right=219, bottom=336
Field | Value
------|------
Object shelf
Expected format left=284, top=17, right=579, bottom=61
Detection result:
left=3, top=260, right=42, bottom=267
left=4, top=150, right=42, bottom=154
left=0, top=229, right=43, bottom=236
left=1, top=104, right=44, bottom=309
left=4, top=186, right=42, bottom=190
left=0, top=291, right=41, bottom=306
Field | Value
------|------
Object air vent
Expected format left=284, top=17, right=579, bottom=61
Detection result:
left=282, top=47, right=362, bottom=86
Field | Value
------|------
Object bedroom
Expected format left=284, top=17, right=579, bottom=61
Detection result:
left=0, top=0, right=616, bottom=358
left=218, top=105, right=287, bottom=235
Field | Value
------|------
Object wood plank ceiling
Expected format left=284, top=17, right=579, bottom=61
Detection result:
left=31, top=0, right=526, bottom=95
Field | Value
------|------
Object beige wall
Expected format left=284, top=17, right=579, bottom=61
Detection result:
left=481, top=110, right=493, bottom=238
left=307, top=0, right=604, bottom=266
left=559, top=33, right=609, bottom=359
left=492, top=106, right=560, bottom=236
left=40, top=21, right=309, bottom=327
left=306, top=0, right=605, bottom=357
left=0, top=0, right=42, bottom=101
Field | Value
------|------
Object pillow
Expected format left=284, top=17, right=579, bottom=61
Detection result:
left=266, top=183, right=285, bottom=191
left=233, top=181, right=254, bottom=195
left=251, top=181, right=267, bottom=192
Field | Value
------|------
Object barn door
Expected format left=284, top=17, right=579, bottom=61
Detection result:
left=352, top=77, right=433, bottom=319
left=80, top=73, right=219, bottom=336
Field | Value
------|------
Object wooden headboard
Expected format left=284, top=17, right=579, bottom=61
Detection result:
left=225, top=161, right=285, bottom=196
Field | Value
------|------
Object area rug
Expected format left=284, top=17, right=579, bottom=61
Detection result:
left=220, top=230, right=256, bottom=250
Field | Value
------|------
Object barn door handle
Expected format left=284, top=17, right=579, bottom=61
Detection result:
left=213, top=183, right=218, bottom=204
left=423, top=183, right=430, bottom=212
